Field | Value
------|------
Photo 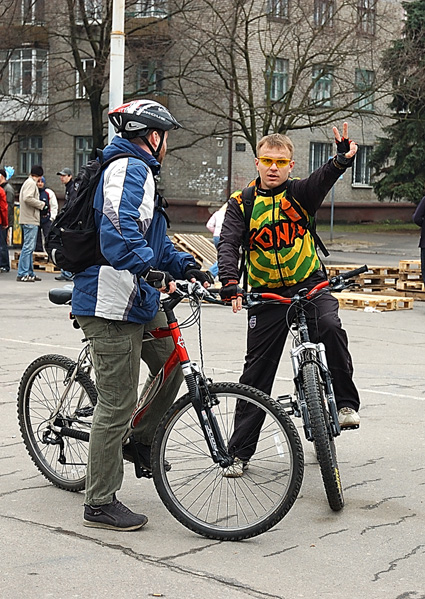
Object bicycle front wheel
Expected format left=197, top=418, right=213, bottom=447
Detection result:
left=301, top=361, right=344, bottom=511
left=17, top=354, right=97, bottom=492
left=152, top=382, right=304, bottom=541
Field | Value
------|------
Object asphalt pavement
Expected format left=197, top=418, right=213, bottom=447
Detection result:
left=1, top=232, right=424, bottom=599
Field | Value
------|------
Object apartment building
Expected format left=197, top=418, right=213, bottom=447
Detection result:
left=0, top=0, right=407, bottom=222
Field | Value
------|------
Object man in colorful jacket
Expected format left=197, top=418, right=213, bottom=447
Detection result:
left=73, top=100, right=211, bottom=531
left=218, top=124, right=361, bottom=477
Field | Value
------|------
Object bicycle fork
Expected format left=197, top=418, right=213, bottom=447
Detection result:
left=290, top=342, right=341, bottom=441
left=183, top=364, right=233, bottom=468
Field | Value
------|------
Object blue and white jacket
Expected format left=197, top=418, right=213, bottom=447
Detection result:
left=72, top=136, right=197, bottom=323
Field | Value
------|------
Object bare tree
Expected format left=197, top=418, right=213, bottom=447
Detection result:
left=167, top=0, right=397, bottom=152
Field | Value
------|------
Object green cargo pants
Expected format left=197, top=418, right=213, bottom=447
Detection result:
left=77, top=311, right=183, bottom=506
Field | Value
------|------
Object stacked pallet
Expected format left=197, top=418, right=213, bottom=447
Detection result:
left=335, top=292, right=414, bottom=312
left=396, top=261, right=425, bottom=299
left=327, top=264, right=399, bottom=293
left=11, top=251, right=60, bottom=273
left=328, top=261, right=422, bottom=311
left=172, top=234, right=217, bottom=269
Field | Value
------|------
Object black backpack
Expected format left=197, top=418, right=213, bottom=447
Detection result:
left=46, top=152, right=146, bottom=273
left=238, top=181, right=329, bottom=288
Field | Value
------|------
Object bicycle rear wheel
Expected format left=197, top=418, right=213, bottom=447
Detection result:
left=301, top=361, right=344, bottom=511
left=152, top=382, right=304, bottom=541
left=17, top=354, right=97, bottom=492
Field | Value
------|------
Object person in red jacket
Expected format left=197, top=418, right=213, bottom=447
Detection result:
left=0, top=168, right=9, bottom=272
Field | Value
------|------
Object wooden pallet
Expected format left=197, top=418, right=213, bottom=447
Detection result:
left=399, top=260, right=421, bottom=274
left=172, top=233, right=217, bottom=268
left=11, top=259, right=60, bottom=273
left=327, top=264, right=399, bottom=278
left=396, top=279, right=425, bottom=292
left=333, top=292, right=414, bottom=312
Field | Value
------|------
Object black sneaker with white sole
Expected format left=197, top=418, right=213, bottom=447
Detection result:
left=83, top=496, right=148, bottom=531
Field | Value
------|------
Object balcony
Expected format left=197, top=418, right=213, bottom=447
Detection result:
left=0, top=97, right=49, bottom=123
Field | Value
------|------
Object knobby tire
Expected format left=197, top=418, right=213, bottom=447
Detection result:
left=17, top=354, right=97, bottom=492
left=151, top=382, right=304, bottom=541
left=301, top=361, right=344, bottom=511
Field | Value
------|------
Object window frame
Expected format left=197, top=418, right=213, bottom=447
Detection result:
left=76, top=0, right=103, bottom=24
left=136, top=59, right=164, bottom=94
left=266, top=0, right=289, bottom=21
left=309, top=142, right=333, bottom=173
left=355, top=68, right=375, bottom=111
left=21, top=0, right=45, bottom=24
left=8, top=48, right=48, bottom=96
left=266, top=56, right=289, bottom=102
left=357, top=0, right=376, bottom=36
left=314, top=0, right=334, bottom=27
left=352, top=145, right=373, bottom=186
left=76, top=58, right=96, bottom=99
left=311, top=65, right=333, bottom=107
left=127, top=0, right=168, bottom=18
left=75, top=136, right=93, bottom=173
left=18, top=135, right=43, bottom=175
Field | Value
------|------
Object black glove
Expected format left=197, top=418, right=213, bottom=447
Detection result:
left=184, top=266, right=214, bottom=286
left=219, top=279, right=243, bottom=302
left=334, top=136, right=355, bottom=168
left=144, top=268, right=175, bottom=291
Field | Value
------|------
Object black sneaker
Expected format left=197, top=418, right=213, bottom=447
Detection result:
left=123, top=442, right=171, bottom=472
left=83, top=497, right=148, bottom=531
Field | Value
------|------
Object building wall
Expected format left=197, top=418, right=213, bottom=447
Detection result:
left=0, top=0, right=408, bottom=218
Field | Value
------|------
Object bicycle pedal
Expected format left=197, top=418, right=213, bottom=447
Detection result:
left=340, top=424, right=359, bottom=431
left=276, top=394, right=295, bottom=414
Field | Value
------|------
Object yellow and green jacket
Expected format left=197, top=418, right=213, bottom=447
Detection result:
left=218, top=159, right=345, bottom=289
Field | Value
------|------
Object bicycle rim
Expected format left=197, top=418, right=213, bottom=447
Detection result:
left=152, top=382, right=304, bottom=541
left=17, top=354, right=97, bottom=492
left=301, top=361, right=344, bottom=511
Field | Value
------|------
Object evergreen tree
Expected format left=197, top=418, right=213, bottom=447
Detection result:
left=371, top=0, right=425, bottom=204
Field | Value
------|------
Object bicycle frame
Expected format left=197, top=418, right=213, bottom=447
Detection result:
left=48, top=283, right=233, bottom=472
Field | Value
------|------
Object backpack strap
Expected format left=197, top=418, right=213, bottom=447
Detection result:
left=284, top=180, right=329, bottom=258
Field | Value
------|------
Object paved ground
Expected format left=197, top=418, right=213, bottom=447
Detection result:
left=1, top=233, right=424, bottom=599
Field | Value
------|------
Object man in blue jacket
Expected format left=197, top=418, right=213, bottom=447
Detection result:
left=73, top=100, right=211, bottom=531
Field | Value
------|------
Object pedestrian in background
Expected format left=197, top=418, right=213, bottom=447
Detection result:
left=205, top=202, right=227, bottom=279
left=16, top=165, right=45, bottom=282
left=413, top=195, right=425, bottom=284
left=0, top=168, right=9, bottom=272
left=55, top=167, right=75, bottom=281
left=35, top=177, right=58, bottom=252
left=3, top=166, right=15, bottom=247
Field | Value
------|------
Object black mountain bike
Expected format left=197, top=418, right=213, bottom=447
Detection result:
left=240, top=266, right=367, bottom=511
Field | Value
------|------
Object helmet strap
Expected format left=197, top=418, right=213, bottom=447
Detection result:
left=142, top=130, right=165, bottom=158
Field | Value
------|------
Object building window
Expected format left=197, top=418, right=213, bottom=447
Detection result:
left=127, top=0, right=168, bottom=18
left=267, top=0, right=289, bottom=20
left=22, top=0, right=45, bottom=23
left=311, top=65, right=333, bottom=107
left=355, top=68, right=375, bottom=111
left=136, top=60, right=164, bottom=94
left=314, top=0, right=334, bottom=27
left=76, top=0, right=102, bottom=24
left=75, top=136, right=93, bottom=173
left=19, top=136, right=42, bottom=175
left=357, top=0, right=376, bottom=35
left=267, top=57, right=289, bottom=102
left=352, top=145, right=373, bottom=185
left=9, top=49, right=47, bottom=96
left=309, top=142, right=332, bottom=173
left=76, top=59, right=96, bottom=99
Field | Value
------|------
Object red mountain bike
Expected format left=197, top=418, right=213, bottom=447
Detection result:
left=17, top=281, right=304, bottom=541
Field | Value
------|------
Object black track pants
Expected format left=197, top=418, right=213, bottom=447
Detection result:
left=229, top=271, right=360, bottom=461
